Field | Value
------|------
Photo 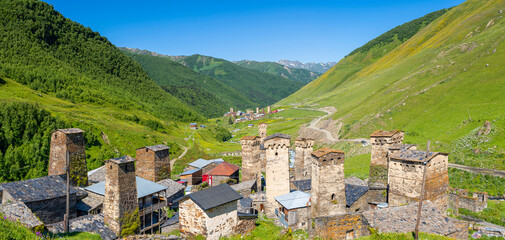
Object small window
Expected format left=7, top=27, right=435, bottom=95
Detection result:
left=331, top=194, right=335, bottom=200
left=145, top=149, right=148, bottom=152
left=275, top=152, right=278, bottom=156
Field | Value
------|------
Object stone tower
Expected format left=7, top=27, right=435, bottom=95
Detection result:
left=267, top=106, right=271, bottom=113
left=368, top=130, right=404, bottom=191
left=241, top=136, right=262, bottom=191
left=48, top=128, right=88, bottom=186
left=264, top=133, right=291, bottom=217
left=388, top=150, right=450, bottom=211
left=294, top=138, right=314, bottom=181
left=311, top=148, right=346, bottom=218
left=104, top=156, right=139, bottom=237
left=258, top=122, right=268, bottom=139
left=256, top=107, right=259, bottom=114
left=135, top=144, right=170, bottom=182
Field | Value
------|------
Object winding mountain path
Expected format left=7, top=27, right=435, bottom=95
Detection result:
left=170, top=131, right=195, bottom=168
left=448, top=163, right=505, bottom=178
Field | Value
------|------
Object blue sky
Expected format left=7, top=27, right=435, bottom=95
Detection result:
left=43, top=0, right=464, bottom=63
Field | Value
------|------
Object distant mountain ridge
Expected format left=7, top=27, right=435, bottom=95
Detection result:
left=278, top=59, right=337, bottom=74
left=234, top=60, right=320, bottom=84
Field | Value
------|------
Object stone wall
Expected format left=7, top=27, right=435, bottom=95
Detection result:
left=103, top=157, right=139, bottom=236
left=25, top=195, right=77, bottom=224
left=286, top=207, right=311, bottom=230
left=449, top=188, right=488, bottom=213
left=48, top=129, right=88, bottom=186
left=241, top=136, right=262, bottom=190
left=136, top=147, right=171, bottom=182
left=312, top=213, right=370, bottom=240
left=235, top=216, right=256, bottom=235
left=264, top=136, right=291, bottom=217
left=347, top=191, right=371, bottom=213
left=179, top=198, right=207, bottom=238
left=258, top=123, right=267, bottom=139
left=311, top=150, right=346, bottom=218
left=205, top=201, right=238, bottom=240
left=294, top=138, right=314, bottom=181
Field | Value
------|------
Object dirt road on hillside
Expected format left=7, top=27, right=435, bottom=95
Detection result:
left=449, top=163, right=505, bottom=178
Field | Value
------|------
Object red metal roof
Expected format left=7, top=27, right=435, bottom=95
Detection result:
left=208, top=162, right=239, bottom=176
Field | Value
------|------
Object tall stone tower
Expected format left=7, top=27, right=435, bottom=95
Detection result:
left=258, top=123, right=268, bottom=139
left=264, top=133, right=291, bottom=217
left=241, top=136, right=262, bottom=191
left=267, top=106, right=271, bottom=113
left=104, top=156, right=139, bottom=237
left=48, top=128, right=88, bottom=186
left=135, top=144, right=170, bottom=182
left=256, top=107, right=259, bottom=114
left=311, top=148, right=346, bottom=218
left=368, top=130, right=404, bottom=191
left=294, top=138, right=314, bottom=181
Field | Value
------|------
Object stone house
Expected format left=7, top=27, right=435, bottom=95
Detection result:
left=448, top=188, right=488, bottom=213
left=177, top=184, right=243, bottom=240
left=207, top=161, right=240, bottom=186
left=136, top=144, right=171, bottom=182
left=345, top=180, right=370, bottom=213
left=388, top=150, right=450, bottom=211
left=186, top=158, right=224, bottom=173
left=156, top=179, right=186, bottom=209
left=179, top=168, right=202, bottom=185
left=274, top=191, right=311, bottom=230
left=48, top=128, right=88, bottom=186
left=0, top=175, right=81, bottom=224
left=312, top=213, right=370, bottom=240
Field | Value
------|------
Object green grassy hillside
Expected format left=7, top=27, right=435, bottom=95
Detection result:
left=176, top=55, right=305, bottom=107
left=121, top=50, right=256, bottom=118
left=235, top=60, right=320, bottom=84
left=279, top=0, right=505, bottom=170
left=0, top=0, right=236, bottom=182
left=0, top=0, right=201, bottom=122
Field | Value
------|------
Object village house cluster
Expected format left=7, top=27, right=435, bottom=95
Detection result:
left=0, top=125, right=494, bottom=239
left=223, top=107, right=284, bottom=124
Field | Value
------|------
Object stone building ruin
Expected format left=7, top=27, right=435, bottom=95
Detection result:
left=48, top=128, right=88, bottom=186
left=263, top=133, right=291, bottom=217
left=135, top=144, right=171, bottom=182
left=103, top=156, right=139, bottom=236
left=294, top=138, right=314, bottom=181
left=448, top=188, right=488, bottom=213
left=310, top=148, right=346, bottom=217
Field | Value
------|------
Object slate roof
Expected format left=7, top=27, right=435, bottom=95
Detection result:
left=292, top=179, right=312, bottom=191
left=88, top=166, right=105, bottom=184
left=188, top=159, right=212, bottom=169
left=180, top=168, right=200, bottom=176
left=275, top=191, right=311, bottom=210
left=161, top=212, right=179, bottom=228
left=295, top=137, right=313, bottom=141
left=264, top=133, right=291, bottom=141
left=138, top=144, right=170, bottom=152
left=108, top=155, right=135, bottom=164
left=76, top=195, right=103, bottom=212
left=345, top=184, right=369, bottom=207
left=47, top=214, right=117, bottom=240
left=345, top=176, right=367, bottom=186
left=311, top=148, right=344, bottom=158
left=177, top=184, right=242, bottom=211
left=370, top=130, right=400, bottom=137
left=238, top=197, right=253, bottom=213
left=208, top=162, right=239, bottom=176
left=389, top=150, right=439, bottom=163
left=362, top=201, right=463, bottom=236
left=388, top=144, right=417, bottom=150
left=250, top=191, right=267, bottom=202
left=231, top=180, right=257, bottom=192
left=0, top=175, right=77, bottom=203
left=241, top=135, right=259, bottom=141
left=156, top=179, right=186, bottom=198
left=0, top=202, right=43, bottom=228
left=84, top=177, right=167, bottom=199
left=55, top=128, right=85, bottom=134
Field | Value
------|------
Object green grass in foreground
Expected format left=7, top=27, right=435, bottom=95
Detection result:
left=460, top=200, right=505, bottom=228
left=357, top=232, right=453, bottom=240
